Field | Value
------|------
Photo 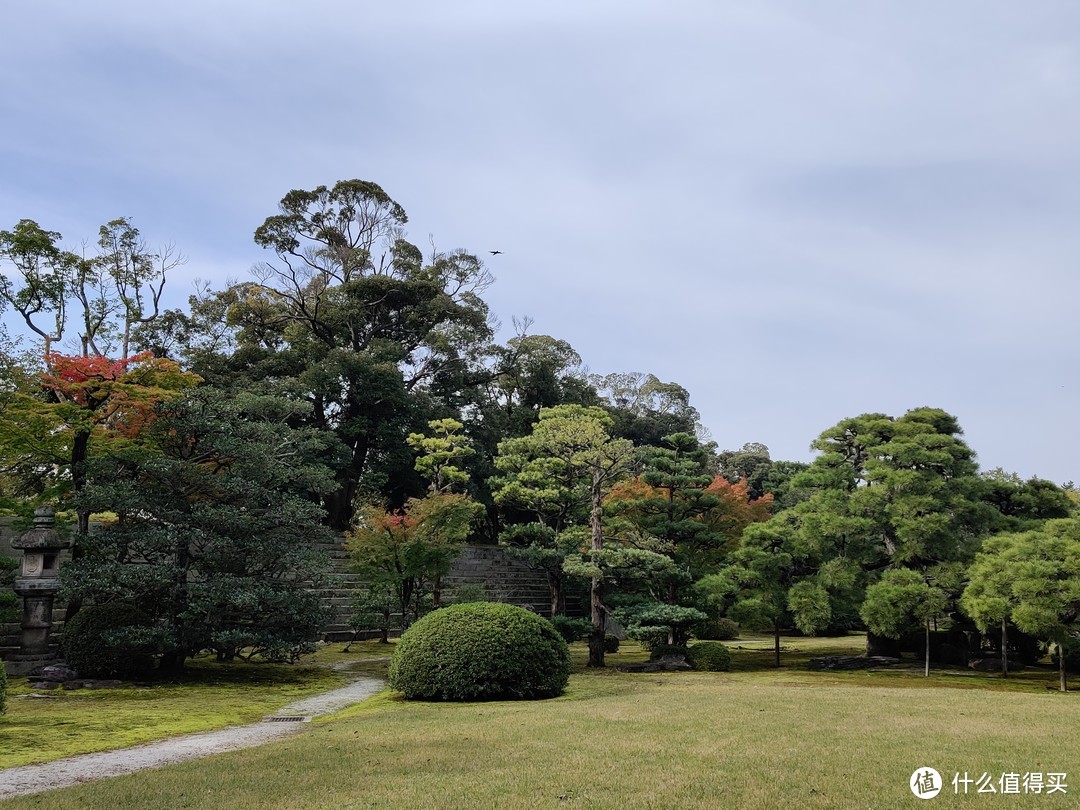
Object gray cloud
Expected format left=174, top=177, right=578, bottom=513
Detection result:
left=1, top=0, right=1078, bottom=481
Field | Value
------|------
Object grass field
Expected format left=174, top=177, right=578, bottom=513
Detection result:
left=0, top=646, right=390, bottom=768
left=3, top=635, right=1077, bottom=809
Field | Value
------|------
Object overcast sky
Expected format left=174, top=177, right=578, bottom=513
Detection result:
left=2, top=1, right=1078, bottom=482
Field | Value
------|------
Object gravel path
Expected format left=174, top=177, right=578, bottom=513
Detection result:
left=0, top=676, right=384, bottom=800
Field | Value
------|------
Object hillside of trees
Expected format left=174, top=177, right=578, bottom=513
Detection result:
left=2, top=180, right=1077, bottom=684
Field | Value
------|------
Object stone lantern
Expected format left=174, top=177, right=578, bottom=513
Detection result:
left=9, top=507, right=72, bottom=672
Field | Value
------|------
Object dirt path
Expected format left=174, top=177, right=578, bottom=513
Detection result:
left=0, top=676, right=384, bottom=800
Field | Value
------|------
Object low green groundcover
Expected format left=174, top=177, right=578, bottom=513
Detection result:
left=389, top=602, right=570, bottom=701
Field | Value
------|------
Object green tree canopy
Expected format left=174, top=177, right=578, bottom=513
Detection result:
left=962, top=518, right=1080, bottom=691
left=60, top=387, right=339, bottom=668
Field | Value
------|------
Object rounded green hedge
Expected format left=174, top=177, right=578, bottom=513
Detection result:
left=649, top=644, right=689, bottom=661
left=389, top=602, right=570, bottom=701
left=61, top=603, right=154, bottom=678
left=687, top=641, right=732, bottom=672
left=694, top=617, right=740, bottom=641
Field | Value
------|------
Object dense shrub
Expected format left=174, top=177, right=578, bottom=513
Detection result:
left=604, top=634, right=620, bottom=654
left=0, top=556, right=17, bottom=625
left=687, top=642, right=732, bottom=672
left=694, top=617, right=740, bottom=641
left=649, top=644, right=689, bottom=661
left=631, top=627, right=669, bottom=651
left=389, top=602, right=570, bottom=701
left=0, top=657, right=7, bottom=715
left=550, top=615, right=593, bottom=644
left=61, top=603, right=155, bottom=678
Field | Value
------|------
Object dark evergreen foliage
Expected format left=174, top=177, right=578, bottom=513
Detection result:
left=60, top=388, right=337, bottom=667
left=61, top=602, right=155, bottom=678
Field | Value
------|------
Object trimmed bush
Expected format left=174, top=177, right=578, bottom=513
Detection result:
left=631, top=627, right=669, bottom=651
left=687, top=641, right=732, bottom=672
left=649, top=644, right=689, bottom=661
left=604, top=634, right=620, bottom=654
left=61, top=603, right=155, bottom=678
left=694, top=617, right=740, bottom=641
left=550, top=615, right=593, bottom=644
left=389, top=602, right=570, bottom=701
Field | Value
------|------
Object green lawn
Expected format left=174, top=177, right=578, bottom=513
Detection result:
left=3, top=635, right=1077, bottom=809
left=0, top=643, right=392, bottom=768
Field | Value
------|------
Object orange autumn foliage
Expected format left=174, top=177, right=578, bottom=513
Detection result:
left=604, top=474, right=773, bottom=551
left=41, top=351, right=200, bottom=439
left=702, top=476, right=773, bottom=546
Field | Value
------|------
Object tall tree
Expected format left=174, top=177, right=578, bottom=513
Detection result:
left=747, top=408, right=997, bottom=648
left=203, top=180, right=493, bottom=527
left=591, top=372, right=703, bottom=446
left=493, top=405, right=634, bottom=666
left=1, top=217, right=176, bottom=358
left=0, top=220, right=78, bottom=354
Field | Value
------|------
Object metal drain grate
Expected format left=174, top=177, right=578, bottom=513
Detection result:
left=263, top=715, right=311, bottom=723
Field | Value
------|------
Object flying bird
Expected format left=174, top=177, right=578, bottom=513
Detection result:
left=489, top=250, right=503, bottom=255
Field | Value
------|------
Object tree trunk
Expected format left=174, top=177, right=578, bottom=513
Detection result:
left=587, top=466, right=605, bottom=668
left=774, top=622, right=781, bottom=668
left=547, top=571, right=562, bottom=618
left=432, top=573, right=441, bottom=609
left=1060, top=640, right=1068, bottom=693
left=63, top=429, right=93, bottom=622
left=666, top=581, right=679, bottom=645
left=72, top=429, right=91, bottom=536
left=924, top=619, right=930, bottom=678
left=1000, top=616, right=1008, bottom=678
left=400, top=578, right=413, bottom=633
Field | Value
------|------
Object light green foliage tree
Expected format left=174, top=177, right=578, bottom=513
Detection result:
left=980, top=468, right=1073, bottom=532
left=1, top=217, right=175, bottom=358
left=735, top=408, right=995, bottom=652
left=351, top=417, right=483, bottom=626
left=861, top=568, right=948, bottom=676
left=590, top=371, right=703, bottom=447
left=697, top=509, right=844, bottom=666
left=0, top=220, right=79, bottom=353
left=493, top=405, right=635, bottom=666
left=962, top=518, right=1080, bottom=691
left=407, top=418, right=474, bottom=494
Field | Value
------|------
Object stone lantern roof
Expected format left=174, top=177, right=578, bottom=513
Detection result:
left=10, top=507, right=73, bottom=550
